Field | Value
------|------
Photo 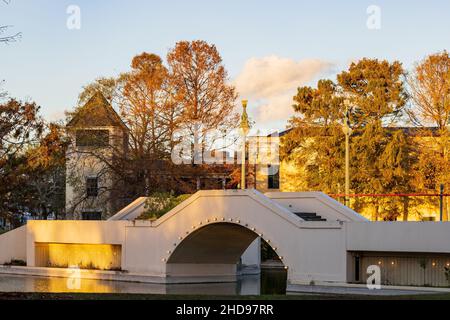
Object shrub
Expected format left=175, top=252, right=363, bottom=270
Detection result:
left=4, top=259, right=26, bottom=266
left=138, top=192, right=191, bottom=220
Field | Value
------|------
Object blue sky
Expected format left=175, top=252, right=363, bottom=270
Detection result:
left=1, top=0, right=449, bottom=130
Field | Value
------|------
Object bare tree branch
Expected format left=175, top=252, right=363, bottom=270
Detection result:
left=1, top=0, right=21, bottom=44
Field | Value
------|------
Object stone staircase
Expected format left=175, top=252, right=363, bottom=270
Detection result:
left=293, top=212, right=327, bottom=222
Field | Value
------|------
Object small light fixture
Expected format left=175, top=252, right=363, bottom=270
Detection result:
left=237, top=220, right=241, bottom=223
left=229, top=218, right=233, bottom=222
left=162, top=258, right=166, bottom=262
left=279, top=256, right=283, bottom=260
left=378, top=261, right=382, bottom=265
left=391, top=261, right=395, bottom=266
left=178, top=237, right=183, bottom=240
left=432, top=262, right=437, bottom=267
left=167, top=251, right=171, bottom=254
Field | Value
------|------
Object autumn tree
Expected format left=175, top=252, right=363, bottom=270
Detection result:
left=167, top=40, right=239, bottom=164
left=26, top=124, right=67, bottom=220
left=408, top=51, right=450, bottom=129
left=0, top=99, right=43, bottom=164
left=120, top=53, right=172, bottom=159
left=116, top=52, right=189, bottom=196
left=0, top=99, right=44, bottom=226
left=408, top=51, right=450, bottom=220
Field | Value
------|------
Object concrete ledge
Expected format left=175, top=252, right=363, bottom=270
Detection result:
left=287, top=281, right=450, bottom=295
left=0, top=266, right=239, bottom=284
left=238, top=265, right=261, bottom=275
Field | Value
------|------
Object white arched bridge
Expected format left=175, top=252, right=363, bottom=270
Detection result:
left=2, top=190, right=450, bottom=289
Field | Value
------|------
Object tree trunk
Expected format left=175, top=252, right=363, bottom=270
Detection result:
left=372, top=203, right=379, bottom=221
left=444, top=196, right=449, bottom=222
left=402, top=197, right=410, bottom=221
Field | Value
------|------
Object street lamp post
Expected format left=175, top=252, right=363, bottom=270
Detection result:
left=343, top=100, right=352, bottom=207
left=443, top=118, right=450, bottom=221
left=240, top=100, right=250, bottom=190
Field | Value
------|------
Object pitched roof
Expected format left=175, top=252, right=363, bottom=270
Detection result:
left=66, top=92, right=127, bottom=129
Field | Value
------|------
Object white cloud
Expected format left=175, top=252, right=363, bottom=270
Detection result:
left=234, top=55, right=333, bottom=126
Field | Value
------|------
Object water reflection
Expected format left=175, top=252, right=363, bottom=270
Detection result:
left=0, top=269, right=287, bottom=295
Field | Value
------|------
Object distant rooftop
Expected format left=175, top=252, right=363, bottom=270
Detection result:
left=66, top=92, right=127, bottom=129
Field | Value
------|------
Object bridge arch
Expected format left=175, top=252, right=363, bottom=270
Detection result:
left=165, top=221, right=286, bottom=278
left=148, top=190, right=299, bottom=279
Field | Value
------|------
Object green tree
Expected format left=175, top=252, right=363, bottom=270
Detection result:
left=287, top=59, right=411, bottom=220
left=337, top=58, right=407, bottom=127
left=288, top=79, right=346, bottom=193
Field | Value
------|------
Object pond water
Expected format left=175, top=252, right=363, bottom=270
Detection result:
left=0, top=269, right=287, bottom=295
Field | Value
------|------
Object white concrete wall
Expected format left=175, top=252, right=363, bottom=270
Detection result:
left=346, top=222, right=450, bottom=253
left=65, top=126, right=126, bottom=220
left=26, top=220, right=130, bottom=267
left=0, top=226, right=27, bottom=264
left=108, top=197, right=147, bottom=221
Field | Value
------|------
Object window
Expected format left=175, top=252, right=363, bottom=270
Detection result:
left=354, top=256, right=361, bottom=282
left=268, top=165, right=280, bottom=189
left=76, top=129, right=109, bottom=147
left=86, top=177, right=99, bottom=197
left=81, top=211, right=102, bottom=220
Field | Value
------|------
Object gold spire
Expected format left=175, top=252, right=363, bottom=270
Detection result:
left=240, top=100, right=250, bottom=135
